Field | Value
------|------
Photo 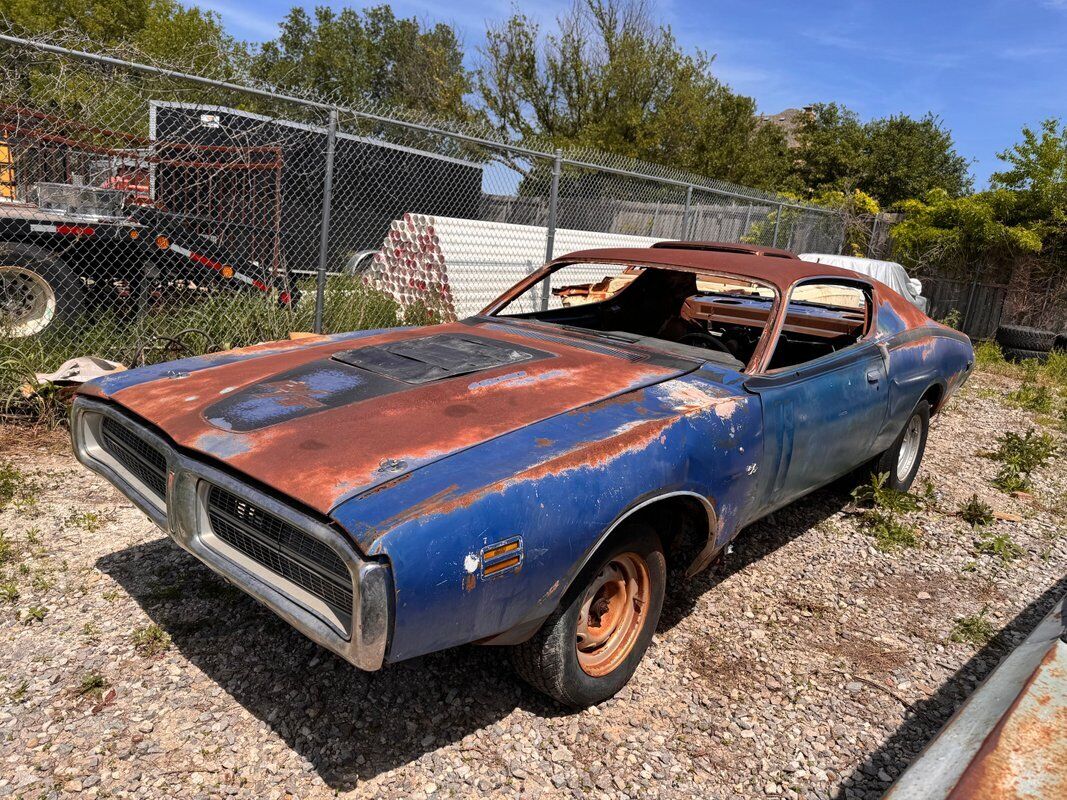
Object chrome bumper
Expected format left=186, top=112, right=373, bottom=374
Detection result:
left=71, top=396, right=391, bottom=671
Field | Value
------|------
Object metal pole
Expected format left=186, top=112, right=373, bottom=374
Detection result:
left=772, top=203, right=783, bottom=247
left=313, top=108, right=338, bottom=334
left=541, top=149, right=561, bottom=311
left=866, top=215, right=879, bottom=258
left=682, top=185, right=693, bottom=240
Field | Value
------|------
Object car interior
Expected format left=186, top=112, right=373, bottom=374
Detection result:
left=493, top=263, right=871, bottom=373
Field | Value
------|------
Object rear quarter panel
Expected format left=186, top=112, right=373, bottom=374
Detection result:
left=875, top=295, right=974, bottom=452
left=333, top=368, right=764, bottom=663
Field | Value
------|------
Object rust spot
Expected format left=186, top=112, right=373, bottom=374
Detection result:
left=946, top=645, right=1067, bottom=800
left=463, top=573, right=476, bottom=592
left=535, top=437, right=553, bottom=448
left=367, top=416, right=680, bottom=543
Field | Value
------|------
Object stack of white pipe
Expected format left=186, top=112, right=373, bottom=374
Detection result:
left=364, top=213, right=662, bottom=321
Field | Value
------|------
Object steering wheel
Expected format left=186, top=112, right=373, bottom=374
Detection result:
left=679, top=332, right=733, bottom=354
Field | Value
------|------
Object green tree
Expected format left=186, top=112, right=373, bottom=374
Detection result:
left=0, top=0, right=239, bottom=74
left=861, top=113, right=971, bottom=206
left=478, top=0, right=791, bottom=189
left=990, top=118, right=1067, bottom=229
left=251, top=5, right=476, bottom=123
left=789, top=103, right=866, bottom=196
left=791, top=104, right=971, bottom=206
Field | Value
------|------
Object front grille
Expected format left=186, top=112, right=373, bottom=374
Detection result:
left=100, top=417, right=168, bottom=501
left=205, top=485, right=353, bottom=615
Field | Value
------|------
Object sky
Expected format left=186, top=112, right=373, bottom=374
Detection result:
left=193, top=0, right=1067, bottom=187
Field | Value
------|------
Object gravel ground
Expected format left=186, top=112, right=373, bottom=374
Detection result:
left=1, top=369, right=1064, bottom=800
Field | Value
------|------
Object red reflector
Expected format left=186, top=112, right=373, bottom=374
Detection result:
left=252, top=279, right=268, bottom=292
left=278, top=291, right=292, bottom=305
left=56, top=225, right=94, bottom=236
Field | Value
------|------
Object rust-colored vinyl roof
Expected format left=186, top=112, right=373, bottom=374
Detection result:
left=555, top=242, right=867, bottom=295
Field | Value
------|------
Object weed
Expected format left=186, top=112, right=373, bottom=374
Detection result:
left=25, top=528, right=40, bottom=546
left=852, top=472, right=922, bottom=513
left=975, top=530, right=1024, bottom=562
left=75, top=673, right=107, bottom=698
left=10, top=680, right=28, bottom=702
left=0, top=581, right=18, bottom=603
left=973, top=341, right=1015, bottom=375
left=66, top=511, right=102, bottom=533
left=986, top=428, right=1057, bottom=492
left=82, top=621, right=100, bottom=641
left=950, top=608, right=996, bottom=646
left=23, top=605, right=47, bottom=624
left=1006, top=382, right=1054, bottom=413
left=959, top=494, right=994, bottom=527
left=31, top=572, right=54, bottom=593
left=0, top=462, right=24, bottom=509
left=938, top=309, right=962, bottom=329
left=102, top=589, right=120, bottom=602
left=132, top=624, right=172, bottom=657
left=918, top=475, right=938, bottom=507
left=863, top=509, right=920, bottom=552
left=0, top=530, right=15, bottom=566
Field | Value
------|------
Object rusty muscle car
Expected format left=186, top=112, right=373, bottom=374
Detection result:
left=72, top=242, right=974, bottom=706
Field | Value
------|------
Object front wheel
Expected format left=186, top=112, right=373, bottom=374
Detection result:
left=872, top=399, right=930, bottom=492
left=510, top=523, right=666, bottom=707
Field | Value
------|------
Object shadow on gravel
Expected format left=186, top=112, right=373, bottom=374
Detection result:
left=660, top=483, right=853, bottom=633
left=837, top=574, right=1067, bottom=799
left=96, top=481, right=854, bottom=790
left=98, top=538, right=569, bottom=790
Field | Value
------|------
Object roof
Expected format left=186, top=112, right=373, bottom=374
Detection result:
left=553, top=241, right=869, bottom=295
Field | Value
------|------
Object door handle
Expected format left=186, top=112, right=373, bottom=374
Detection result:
left=866, top=370, right=880, bottom=384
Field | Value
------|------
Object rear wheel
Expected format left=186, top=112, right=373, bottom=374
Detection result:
left=511, top=523, right=666, bottom=707
left=0, top=243, right=82, bottom=337
left=871, top=400, right=930, bottom=492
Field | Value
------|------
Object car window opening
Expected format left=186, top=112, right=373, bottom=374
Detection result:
left=765, top=281, right=870, bottom=371
left=491, top=263, right=779, bottom=371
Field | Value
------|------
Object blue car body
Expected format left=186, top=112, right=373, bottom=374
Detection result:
left=72, top=244, right=974, bottom=669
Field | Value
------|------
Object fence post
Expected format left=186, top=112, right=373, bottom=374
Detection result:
left=772, top=203, right=783, bottom=247
left=541, top=149, right=561, bottom=311
left=865, top=215, right=879, bottom=259
left=682, top=185, right=693, bottom=240
left=313, top=108, right=338, bottom=334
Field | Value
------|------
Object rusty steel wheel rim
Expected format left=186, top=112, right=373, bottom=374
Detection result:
left=576, top=552, right=650, bottom=677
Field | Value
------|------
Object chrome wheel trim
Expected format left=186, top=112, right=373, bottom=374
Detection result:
left=0, top=266, right=56, bottom=337
left=896, top=413, right=922, bottom=479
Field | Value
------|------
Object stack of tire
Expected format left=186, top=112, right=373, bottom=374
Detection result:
left=994, top=325, right=1067, bottom=362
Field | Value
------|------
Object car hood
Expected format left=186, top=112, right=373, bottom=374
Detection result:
left=86, top=321, right=696, bottom=516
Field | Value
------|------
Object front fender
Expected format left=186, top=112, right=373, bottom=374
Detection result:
left=333, top=374, right=763, bottom=663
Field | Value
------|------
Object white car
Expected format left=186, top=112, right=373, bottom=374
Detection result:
left=798, top=253, right=927, bottom=313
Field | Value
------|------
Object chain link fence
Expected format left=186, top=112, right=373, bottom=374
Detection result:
left=0, top=32, right=848, bottom=403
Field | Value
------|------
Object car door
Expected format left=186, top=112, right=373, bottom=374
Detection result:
left=744, top=279, right=889, bottom=512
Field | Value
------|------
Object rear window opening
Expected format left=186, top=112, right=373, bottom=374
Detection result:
left=490, top=263, right=871, bottom=373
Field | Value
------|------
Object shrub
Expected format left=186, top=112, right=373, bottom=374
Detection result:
left=986, top=428, right=1057, bottom=492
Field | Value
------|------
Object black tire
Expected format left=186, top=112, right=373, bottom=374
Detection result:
left=511, top=522, right=666, bottom=707
left=871, top=400, right=930, bottom=492
left=995, top=324, right=1056, bottom=352
left=1002, top=347, right=1049, bottom=364
left=0, top=242, right=82, bottom=337
left=1053, top=332, right=1067, bottom=353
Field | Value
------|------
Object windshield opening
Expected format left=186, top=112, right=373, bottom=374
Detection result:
left=489, top=262, right=780, bottom=371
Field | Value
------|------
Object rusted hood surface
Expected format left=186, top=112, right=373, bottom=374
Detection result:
left=89, top=321, right=695, bottom=515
